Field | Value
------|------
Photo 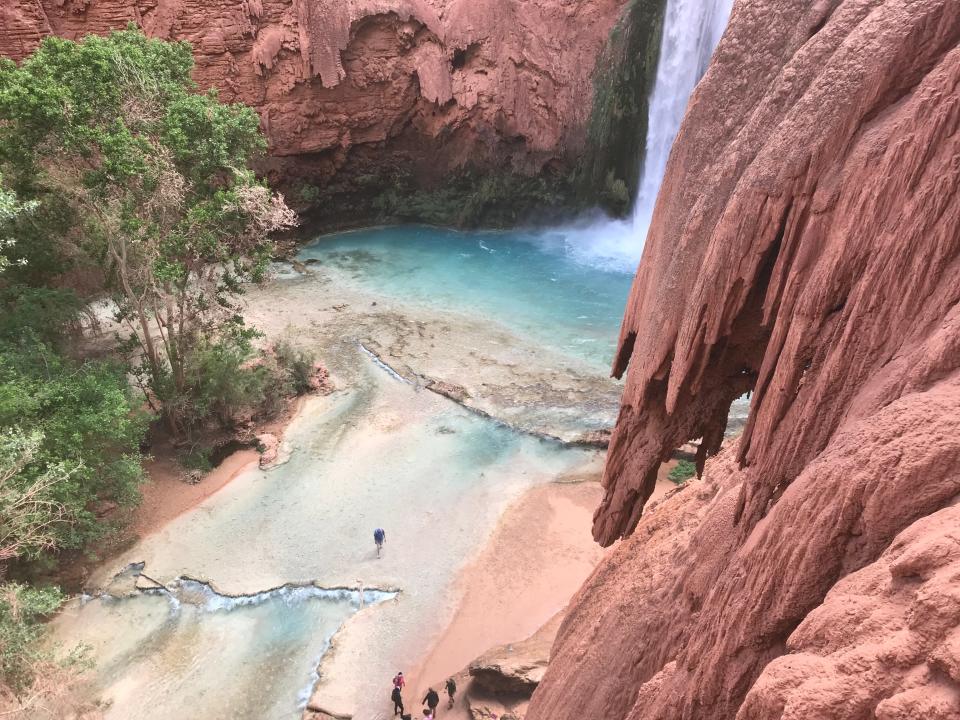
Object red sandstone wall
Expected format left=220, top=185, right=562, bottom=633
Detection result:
left=529, top=0, right=960, bottom=718
left=0, top=0, right=623, bottom=193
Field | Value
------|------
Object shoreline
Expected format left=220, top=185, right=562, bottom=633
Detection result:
left=401, top=463, right=679, bottom=720
left=57, top=250, right=633, bottom=719
left=131, top=396, right=308, bottom=540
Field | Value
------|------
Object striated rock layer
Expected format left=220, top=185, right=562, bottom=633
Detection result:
left=0, top=0, right=625, bottom=218
left=529, top=1, right=960, bottom=719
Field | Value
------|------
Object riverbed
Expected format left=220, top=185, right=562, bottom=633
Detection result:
left=51, top=225, right=641, bottom=719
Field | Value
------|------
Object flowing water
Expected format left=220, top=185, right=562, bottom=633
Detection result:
left=562, top=0, right=734, bottom=272
left=632, top=0, right=734, bottom=233
left=57, top=580, right=393, bottom=720
left=57, top=359, right=601, bottom=719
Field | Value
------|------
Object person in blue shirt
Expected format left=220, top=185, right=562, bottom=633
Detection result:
left=374, top=527, right=386, bottom=557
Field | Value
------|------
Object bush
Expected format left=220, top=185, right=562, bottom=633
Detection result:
left=175, top=333, right=269, bottom=431
left=0, top=344, right=147, bottom=554
left=273, top=339, right=316, bottom=396
left=163, top=334, right=317, bottom=437
left=0, top=583, right=64, bottom=694
left=668, top=459, right=697, bottom=484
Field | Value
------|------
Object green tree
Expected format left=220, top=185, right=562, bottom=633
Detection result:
left=0, top=28, right=297, bottom=436
left=0, top=179, right=36, bottom=275
left=0, top=430, right=70, bottom=567
left=668, top=459, right=697, bottom=484
left=0, top=583, right=66, bottom=694
left=0, top=346, right=147, bottom=555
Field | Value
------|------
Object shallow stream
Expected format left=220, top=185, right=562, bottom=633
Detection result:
left=55, top=335, right=603, bottom=718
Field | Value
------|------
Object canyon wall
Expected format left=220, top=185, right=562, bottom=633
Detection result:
left=529, top=0, right=960, bottom=719
left=0, top=0, right=626, bottom=225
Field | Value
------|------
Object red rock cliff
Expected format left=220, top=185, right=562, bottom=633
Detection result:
left=529, top=0, right=960, bottom=719
left=0, top=0, right=623, bottom=207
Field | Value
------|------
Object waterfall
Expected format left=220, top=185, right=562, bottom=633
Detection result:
left=631, top=0, right=734, bottom=234
left=537, top=0, right=733, bottom=273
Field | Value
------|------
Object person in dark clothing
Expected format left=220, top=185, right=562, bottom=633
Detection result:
left=374, top=527, right=386, bottom=557
left=423, top=687, right=440, bottom=717
left=391, top=685, right=404, bottom=716
left=445, top=677, right=457, bottom=708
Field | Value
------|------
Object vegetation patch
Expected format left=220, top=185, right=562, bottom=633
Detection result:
left=668, top=459, right=697, bottom=484
left=299, top=165, right=577, bottom=231
left=576, top=0, right=667, bottom=216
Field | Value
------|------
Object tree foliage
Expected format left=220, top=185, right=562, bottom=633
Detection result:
left=0, top=583, right=65, bottom=694
left=0, top=27, right=297, bottom=437
left=0, top=346, right=147, bottom=555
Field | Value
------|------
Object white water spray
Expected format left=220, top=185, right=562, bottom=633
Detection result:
left=539, top=0, right=733, bottom=273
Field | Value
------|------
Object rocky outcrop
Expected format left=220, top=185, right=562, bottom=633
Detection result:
left=529, top=1, right=960, bottom=719
left=469, top=636, right=548, bottom=696
left=459, top=612, right=561, bottom=720
left=0, top=0, right=626, bottom=225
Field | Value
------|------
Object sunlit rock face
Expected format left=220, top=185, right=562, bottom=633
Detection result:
left=528, top=1, right=960, bottom=719
left=0, top=0, right=625, bottom=212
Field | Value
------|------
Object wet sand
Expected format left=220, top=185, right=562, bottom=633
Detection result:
left=411, top=480, right=605, bottom=713
left=407, top=465, right=679, bottom=720
left=132, top=449, right=260, bottom=538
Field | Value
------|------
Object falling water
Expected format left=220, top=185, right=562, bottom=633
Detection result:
left=539, top=0, right=733, bottom=273
left=631, top=0, right=734, bottom=234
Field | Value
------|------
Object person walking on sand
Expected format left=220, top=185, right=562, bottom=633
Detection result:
left=423, top=687, right=440, bottom=717
left=391, top=684, right=404, bottom=716
left=445, top=677, right=457, bottom=708
left=374, top=527, right=386, bottom=557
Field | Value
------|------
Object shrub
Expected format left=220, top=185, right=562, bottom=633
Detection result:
left=0, top=345, right=147, bottom=554
left=273, top=339, right=316, bottom=396
left=0, top=583, right=64, bottom=694
left=175, top=333, right=269, bottom=431
left=668, top=459, right=697, bottom=484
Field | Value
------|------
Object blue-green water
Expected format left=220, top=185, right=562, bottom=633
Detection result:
left=297, top=226, right=636, bottom=371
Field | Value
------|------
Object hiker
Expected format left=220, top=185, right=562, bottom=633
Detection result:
left=391, top=685, right=404, bottom=716
left=445, top=677, right=457, bottom=708
left=393, top=671, right=405, bottom=690
left=375, top=527, right=386, bottom=557
left=423, top=687, right=440, bottom=717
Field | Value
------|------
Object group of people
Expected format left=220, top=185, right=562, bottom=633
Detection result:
left=377, top=532, right=457, bottom=717
left=391, top=671, right=457, bottom=718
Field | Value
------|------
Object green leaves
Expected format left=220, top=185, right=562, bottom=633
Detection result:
left=0, top=583, right=65, bottom=693
left=1, top=27, right=296, bottom=445
left=162, top=91, right=265, bottom=187
left=0, top=345, right=148, bottom=551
